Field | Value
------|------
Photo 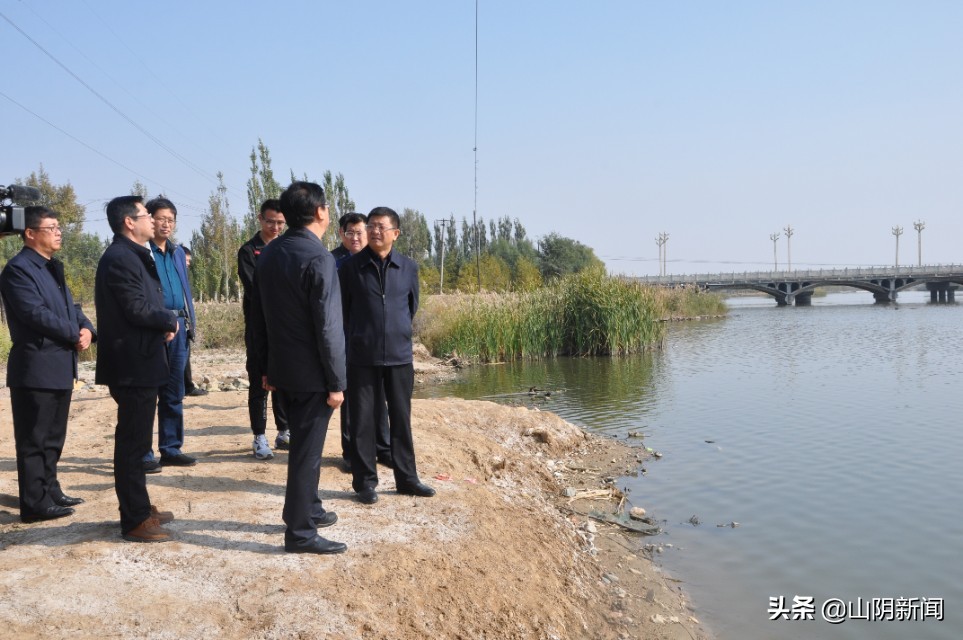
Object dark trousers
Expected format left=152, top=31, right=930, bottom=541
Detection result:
left=110, top=386, right=159, bottom=534
left=184, top=344, right=195, bottom=394
left=340, top=386, right=391, bottom=461
left=347, top=363, right=418, bottom=492
left=10, top=387, right=71, bottom=516
left=246, top=353, right=289, bottom=436
left=278, top=390, right=333, bottom=544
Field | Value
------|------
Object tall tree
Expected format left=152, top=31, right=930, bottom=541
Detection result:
left=396, top=208, right=432, bottom=263
left=190, top=172, right=242, bottom=301
left=245, top=138, right=282, bottom=237
left=321, top=171, right=356, bottom=249
left=130, top=180, right=149, bottom=198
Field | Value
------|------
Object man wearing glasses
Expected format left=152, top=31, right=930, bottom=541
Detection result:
left=95, top=195, right=179, bottom=542
left=339, top=207, right=434, bottom=504
left=1, top=206, right=96, bottom=523
left=144, top=197, right=198, bottom=469
left=238, top=199, right=290, bottom=460
left=331, top=213, right=392, bottom=473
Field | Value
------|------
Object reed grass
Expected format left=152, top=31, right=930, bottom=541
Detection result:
left=417, top=267, right=722, bottom=362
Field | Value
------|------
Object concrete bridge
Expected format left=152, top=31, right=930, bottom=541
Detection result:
left=635, top=265, right=963, bottom=306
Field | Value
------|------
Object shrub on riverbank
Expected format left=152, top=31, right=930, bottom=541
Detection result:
left=418, top=267, right=721, bottom=362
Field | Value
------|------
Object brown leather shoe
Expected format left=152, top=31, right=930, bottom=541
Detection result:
left=122, top=516, right=172, bottom=543
left=150, top=505, right=174, bottom=524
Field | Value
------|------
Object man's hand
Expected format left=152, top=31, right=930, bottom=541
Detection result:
left=75, top=328, right=93, bottom=351
left=262, top=375, right=276, bottom=392
left=327, top=390, right=344, bottom=409
left=164, top=317, right=180, bottom=343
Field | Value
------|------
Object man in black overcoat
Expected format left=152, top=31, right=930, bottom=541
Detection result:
left=95, top=195, right=179, bottom=542
left=250, top=181, right=348, bottom=555
left=0, top=206, right=96, bottom=523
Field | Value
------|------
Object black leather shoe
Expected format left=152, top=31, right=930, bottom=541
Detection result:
left=339, top=458, right=352, bottom=474
left=143, top=459, right=162, bottom=474
left=356, top=488, right=378, bottom=505
left=55, top=495, right=85, bottom=507
left=284, top=536, right=347, bottom=555
left=396, top=481, right=436, bottom=498
left=377, top=454, right=394, bottom=468
left=188, top=387, right=208, bottom=397
left=314, top=511, right=338, bottom=528
left=21, top=505, right=75, bottom=523
left=160, top=453, right=197, bottom=467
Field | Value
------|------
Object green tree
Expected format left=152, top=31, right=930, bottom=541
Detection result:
left=130, top=180, right=149, bottom=198
left=455, top=254, right=511, bottom=292
left=538, top=233, right=605, bottom=280
left=322, top=171, right=356, bottom=249
left=190, top=172, right=242, bottom=301
left=245, top=138, right=282, bottom=237
left=513, top=255, right=542, bottom=291
left=396, top=208, right=431, bottom=263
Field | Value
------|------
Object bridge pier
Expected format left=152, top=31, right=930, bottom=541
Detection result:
left=926, top=282, right=958, bottom=303
left=795, top=292, right=813, bottom=306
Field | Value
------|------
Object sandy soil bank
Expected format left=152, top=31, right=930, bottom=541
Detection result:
left=0, top=349, right=708, bottom=640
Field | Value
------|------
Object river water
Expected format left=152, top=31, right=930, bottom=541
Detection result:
left=416, top=290, right=961, bottom=639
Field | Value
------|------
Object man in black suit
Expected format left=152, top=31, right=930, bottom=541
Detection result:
left=251, top=181, right=348, bottom=555
left=339, top=206, right=434, bottom=505
left=1, top=206, right=96, bottom=523
left=95, top=195, right=179, bottom=543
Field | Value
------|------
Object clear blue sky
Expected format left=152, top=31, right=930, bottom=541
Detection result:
left=3, top=1, right=961, bottom=275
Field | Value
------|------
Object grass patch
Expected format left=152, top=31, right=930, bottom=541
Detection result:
left=417, top=267, right=723, bottom=362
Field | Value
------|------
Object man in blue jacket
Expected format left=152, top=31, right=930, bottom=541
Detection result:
left=144, top=197, right=198, bottom=469
left=338, top=206, right=434, bottom=504
left=1, top=206, right=96, bottom=523
left=251, top=181, right=348, bottom=555
left=96, top=195, right=179, bottom=542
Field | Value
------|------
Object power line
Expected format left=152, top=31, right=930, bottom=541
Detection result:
left=1, top=11, right=223, bottom=189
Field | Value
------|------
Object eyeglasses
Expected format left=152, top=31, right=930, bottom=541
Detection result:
left=365, top=224, right=397, bottom=233
left=154, top=217, right=176, bottom=226
left=344, top=231, right=365, bottom=239
left=128, top=214, right=151, bottom=221
left=31, top=225, right=62, bottom=235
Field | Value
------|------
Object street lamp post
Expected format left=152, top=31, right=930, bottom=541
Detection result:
left=913, top=220, right=925, bottom=266
left=435, top=218, right=454, bottom=294
left=770, top=232, right=780, bottom=271
left=892, top=225, right=903, bottom=270
left=783, top=225, right=794, bottom=271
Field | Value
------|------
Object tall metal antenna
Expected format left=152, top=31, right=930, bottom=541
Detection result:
left=473, top=0, right=481, bottom=289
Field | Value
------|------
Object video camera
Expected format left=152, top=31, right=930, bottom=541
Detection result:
left=1, top=184, right=41, bottom=237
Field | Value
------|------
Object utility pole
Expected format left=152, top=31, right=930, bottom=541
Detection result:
left=770, top=232, right=780, bottom=271
left=892, top=225, right=903, bottom=270
left=655, top=232, right=668, bottom=276
left=783, top=225, right=794, bottom=271
left=661, top=232, right=669, bottom=276
left=436, top=218, right=454, bottom=294
left=913, top=220, right=925, bottom=266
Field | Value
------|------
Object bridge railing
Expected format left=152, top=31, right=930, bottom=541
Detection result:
left=633, top=264, right=963, bottom=286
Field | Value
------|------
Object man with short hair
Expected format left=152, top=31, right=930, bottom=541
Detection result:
left=251, top=181, right=347, bottom=554
left=339, top=206, right=434, bottom=504
left=332, top=212, right=392, bottom=472
left=145, top=197, right=197, bottom=469
left=238, top=199, right=289, bottom=460
left=1, top=206, right=96, bottom=523
left=95, top=195, right=179, bottom=542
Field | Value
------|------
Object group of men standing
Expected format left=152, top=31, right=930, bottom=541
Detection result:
left=1, top=181, right=433, bottom=554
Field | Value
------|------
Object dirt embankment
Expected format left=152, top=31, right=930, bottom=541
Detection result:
left=0, top=349, right=708, bottom=640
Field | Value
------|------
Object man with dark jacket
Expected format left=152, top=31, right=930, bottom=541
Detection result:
left=332, top=212, right=392, bottom=472
left=1, top=206, right=96, bottom=523
left=338, top=206, right=434, bottom=505
left=95, top=195, right=179, bottom=542
left=238, top=199, right=289, bottom=460
left=251, top=181, right=347, bottom=555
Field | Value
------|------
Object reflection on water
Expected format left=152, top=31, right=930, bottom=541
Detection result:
left=418, top=291, right=963, bottom=640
